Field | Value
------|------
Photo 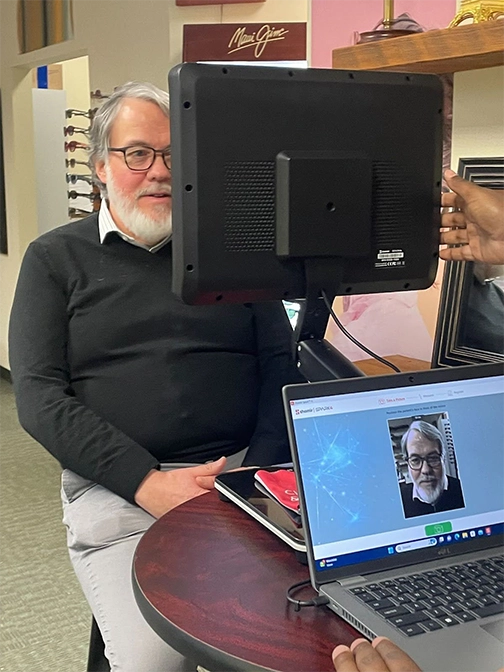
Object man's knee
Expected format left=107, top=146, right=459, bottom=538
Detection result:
left=105, top=637, right=197, bottom=672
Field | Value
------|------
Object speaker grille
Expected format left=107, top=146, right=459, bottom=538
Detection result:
left=372, top=161, right=416, bottom=248
left=223, top=160, right=418, bottom=253
left=224, top=161, right=276, bottom=252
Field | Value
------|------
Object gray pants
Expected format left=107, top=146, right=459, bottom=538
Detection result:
left=61, top=451, right=246, bottom=672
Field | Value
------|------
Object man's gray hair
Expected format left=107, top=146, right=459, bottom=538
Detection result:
left=401, top=420, right=446, bottom=457
left=88, top=81, right=170, bottom=195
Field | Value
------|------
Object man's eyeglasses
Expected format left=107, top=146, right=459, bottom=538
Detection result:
left=407, top=454, right=442, bottom=470
left=108, top=145, right=171, bottom=172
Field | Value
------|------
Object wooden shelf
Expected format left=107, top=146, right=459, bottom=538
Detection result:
left=354, top=355, right=431, bottom=376
left=332, top=20, right=504, bottom=74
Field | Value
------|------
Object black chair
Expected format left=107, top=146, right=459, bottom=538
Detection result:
left=87, top=617, right=110, bottom=672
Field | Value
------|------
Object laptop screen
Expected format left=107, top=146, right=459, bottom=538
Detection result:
left=285, top=367, right=504, bottom=580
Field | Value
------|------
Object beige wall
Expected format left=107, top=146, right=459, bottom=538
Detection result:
left=452, top=0, right=501, bottom=159
left=61, top=55, right=90, bottom=111
left=451, top=66, right=504, bottom=165
left=0, top=0, right=308, bottom=370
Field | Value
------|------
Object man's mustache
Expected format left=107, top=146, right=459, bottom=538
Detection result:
left=137, top=188, right=171, bottom=196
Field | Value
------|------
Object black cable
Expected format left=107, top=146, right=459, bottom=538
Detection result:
left=321, top=290, right=401, bottom=374
left=286, top=579, right=330, bottom=612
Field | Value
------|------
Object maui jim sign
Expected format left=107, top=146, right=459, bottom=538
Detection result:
left=183, top=23, right=306, bottom=62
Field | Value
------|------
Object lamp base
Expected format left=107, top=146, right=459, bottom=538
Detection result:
left=450, top=0, right=504, bottom=26
left=356, top=28, right=419, bottom=44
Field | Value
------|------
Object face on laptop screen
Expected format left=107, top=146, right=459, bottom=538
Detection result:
left=288, top=374, right=504, bottom=574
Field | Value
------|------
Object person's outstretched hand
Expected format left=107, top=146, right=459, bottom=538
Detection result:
left=332, top=636, right=504, bottom=672
left=440, top=169, right=504, bottom=265
left=332, top=637, right=422, bottom=672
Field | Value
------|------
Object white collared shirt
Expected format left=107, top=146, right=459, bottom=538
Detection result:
left=98, top=199, right=170, bottom=253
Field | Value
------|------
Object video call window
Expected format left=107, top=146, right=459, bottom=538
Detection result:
left=388, top=413, right=466, bottom=519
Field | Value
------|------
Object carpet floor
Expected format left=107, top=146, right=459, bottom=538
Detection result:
left=0, top=377, right=90, bottom=671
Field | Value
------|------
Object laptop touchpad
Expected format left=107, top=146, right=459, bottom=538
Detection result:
left=481, top=619, right=504, bottom=643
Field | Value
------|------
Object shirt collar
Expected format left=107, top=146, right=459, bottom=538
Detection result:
left=98, top=199, right=170, bottom=253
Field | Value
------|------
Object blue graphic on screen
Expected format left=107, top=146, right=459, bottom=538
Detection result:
left=294, top=412, right=399, bottom=545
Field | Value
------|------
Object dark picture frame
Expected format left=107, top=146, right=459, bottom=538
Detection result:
left=0, top=91, right=7, bottom=255
left=431, top=157, right=504, bottom=367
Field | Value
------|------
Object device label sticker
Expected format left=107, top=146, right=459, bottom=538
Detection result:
left=375, top=249, right=406, bottom=268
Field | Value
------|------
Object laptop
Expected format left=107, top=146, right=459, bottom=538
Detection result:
left=283, top=362, right=504, bottom=672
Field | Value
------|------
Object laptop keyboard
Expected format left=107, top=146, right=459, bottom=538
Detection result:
left=350, top=555, right=504, bottom=637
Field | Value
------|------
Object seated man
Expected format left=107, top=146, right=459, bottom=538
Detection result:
left=399, top=420, right=465, bottom=518
left=8, top=81, right=302, bottom=672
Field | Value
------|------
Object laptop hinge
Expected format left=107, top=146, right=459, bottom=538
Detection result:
left=338, top=576, right=367, bottom=588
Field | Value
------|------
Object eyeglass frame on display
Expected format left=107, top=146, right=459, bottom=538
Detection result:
left=66, top=173, right=93, bottom=185
left=65, top=108, right=98, bottom=119
left=66, top=158, right=90, bottom=168
left=64, top=125, right=91, bottom=138
left=68, top=206, right=93, bottom=218
left=65, top=141, right=89, bottom=152
left=68, top=190, right=101, bottom=202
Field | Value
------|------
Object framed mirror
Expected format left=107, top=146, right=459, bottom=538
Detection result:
left=17, top=0, right=74, bottom=53
left=432, top=157, right=504, bottom=367
left=0, top=91, right=6, bottom=255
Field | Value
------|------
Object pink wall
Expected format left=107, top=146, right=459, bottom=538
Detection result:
left=311, top=0, right=457, bottom=68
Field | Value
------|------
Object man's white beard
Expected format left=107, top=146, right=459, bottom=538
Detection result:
left=416, top=476, right=445, bottom=504
left=105, top=166, right=172, bottom=245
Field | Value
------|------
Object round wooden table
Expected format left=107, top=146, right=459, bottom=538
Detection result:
left=133, top=490, right=360, bottom=672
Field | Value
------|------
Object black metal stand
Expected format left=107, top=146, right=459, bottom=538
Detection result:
left=87, top=617, right=109, bottom=672
left=276, top=153, right=370, bottom=383
left=293, top=291, right=364, bottom=382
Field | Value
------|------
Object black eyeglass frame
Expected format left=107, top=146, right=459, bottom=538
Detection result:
left=108, top=145, right=172, bottom=172
left=406, top=453, right=443, bottom=471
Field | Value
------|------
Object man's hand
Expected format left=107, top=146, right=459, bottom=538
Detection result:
left=332, top=637, right=422, bottom=672
left=440, top=169, right=504, bottom=265
left=134, top=457, right=227, bottom=518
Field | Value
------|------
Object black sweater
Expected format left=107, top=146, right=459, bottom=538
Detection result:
left=9, top=215, right=302, bottom=502
left=400, top=476, right=465, bottom=518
